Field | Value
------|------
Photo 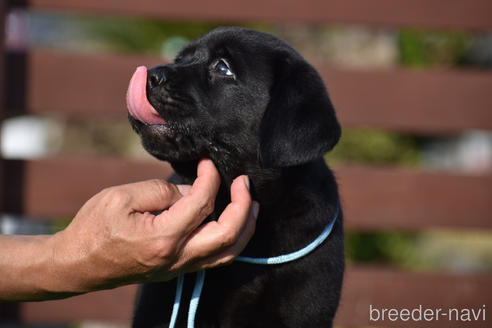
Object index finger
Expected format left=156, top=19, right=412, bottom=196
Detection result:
left=154, top=159, right=220, bottom=234
left=168, top=175, right=255, bottom=271
left=107, top=179, right=185, bottom=213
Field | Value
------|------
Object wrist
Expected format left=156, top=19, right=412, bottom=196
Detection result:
left=42, top=230, right=93, bottom=296
left=26, top=233, right=83, bottom=299
left=47, top=229, right=135, bottom=295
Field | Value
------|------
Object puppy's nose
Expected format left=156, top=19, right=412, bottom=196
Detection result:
left=147, top=67, right=166, bottom=89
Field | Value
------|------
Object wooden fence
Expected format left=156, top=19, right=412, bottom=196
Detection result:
left=1, top=1, right=492, bottom=327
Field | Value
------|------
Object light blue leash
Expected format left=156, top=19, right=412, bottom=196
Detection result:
left=169, top=203, right=339, bottom=328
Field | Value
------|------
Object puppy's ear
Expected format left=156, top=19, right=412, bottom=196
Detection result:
left=258, top=54, right=341, bottom=168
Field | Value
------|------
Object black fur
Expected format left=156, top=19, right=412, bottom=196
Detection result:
left=129, top=27, right=344, bottom=328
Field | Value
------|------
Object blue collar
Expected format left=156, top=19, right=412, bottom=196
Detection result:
left=169, top=203, right=339, bottom=328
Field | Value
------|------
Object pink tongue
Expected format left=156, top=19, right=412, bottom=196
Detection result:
left=126, top=66, right=167, bottom=125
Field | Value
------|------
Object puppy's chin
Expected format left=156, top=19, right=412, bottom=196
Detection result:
left=130, top=118, right=173, bottom=136
left=129, top=116, right=208, bottom=163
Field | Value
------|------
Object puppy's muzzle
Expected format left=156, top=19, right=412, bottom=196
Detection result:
left=147, top=66, right=167, bottom=90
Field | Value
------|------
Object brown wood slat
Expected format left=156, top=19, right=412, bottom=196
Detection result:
left=336, top=266, right=492, bottom=327
left=19, top=266, right=492, bottom=327
left=21, top=284, right=137, bottom=323
left=13, top=0, right=492, bottom=30
left=21, top=156, right=173, bottom=219
left=324, top=68, right=492, bottom=134
left=11, top=158, right=492, bottom=230
left=11, top=50, right=492, bottom=134
left=22, top=51, right=163, bottom=120
left=337, top=165, right=492, bottom=231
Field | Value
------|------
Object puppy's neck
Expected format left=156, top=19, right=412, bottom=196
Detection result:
left=170, top=160, right=285, bottom=211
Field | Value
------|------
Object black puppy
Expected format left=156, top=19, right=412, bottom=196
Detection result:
left=127, top=27, right=344, bottom=328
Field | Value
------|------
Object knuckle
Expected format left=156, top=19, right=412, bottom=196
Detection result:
left=198, top=198, right=215, bottom=217
left=152, top=179, right=174, bottom=196
left=102, top=187, right=132, bottom=208
left=151, top=238, right=177, bottom=262
left=219, top=228, right=237, bottom=248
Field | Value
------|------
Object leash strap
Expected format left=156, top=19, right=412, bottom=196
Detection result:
left=169, top=203, right=339, bottom=328
left=169, top=274, right=184, bottom=328
left=236, top=204, right=339, bottom=264
left=188, top=270, right=206, bottom=328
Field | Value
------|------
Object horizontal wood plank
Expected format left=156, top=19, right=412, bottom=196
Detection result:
left=19, top=266, right=492, bottom=328
left=4, top=157, right=491, bottom=230
left=6, top=51, right=163, bottom=120
left=11, top=157, right=174, bottom=219
left=10, top=0, right=492, bottom=30
left=21, top=284, right=137, bottom=324
left=7, top=50, right=492, bottom=134
left=324, top=68, right=492, bottom=134
left=337, top=165, right=492, bottom=231
left=336, top=266, right=492, bottom=327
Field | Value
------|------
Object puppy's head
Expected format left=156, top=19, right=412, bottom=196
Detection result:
left=128, top=27, right=340, bottom=172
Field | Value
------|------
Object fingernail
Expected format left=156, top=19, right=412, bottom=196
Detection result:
left=243, top=175, right=250, bottom=191
left=251, top=201, right=260, bottom=220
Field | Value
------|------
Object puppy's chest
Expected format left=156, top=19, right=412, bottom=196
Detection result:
left=183, top=258, right=308, bottom=326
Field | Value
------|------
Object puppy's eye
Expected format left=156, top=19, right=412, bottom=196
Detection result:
left=214, top=59, right=234, bottom=77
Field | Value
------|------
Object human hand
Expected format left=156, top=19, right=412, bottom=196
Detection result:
left=46, top=159, right=257, bottom=294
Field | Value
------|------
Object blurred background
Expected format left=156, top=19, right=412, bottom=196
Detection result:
left=0, top=1, right=491, bottom=327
